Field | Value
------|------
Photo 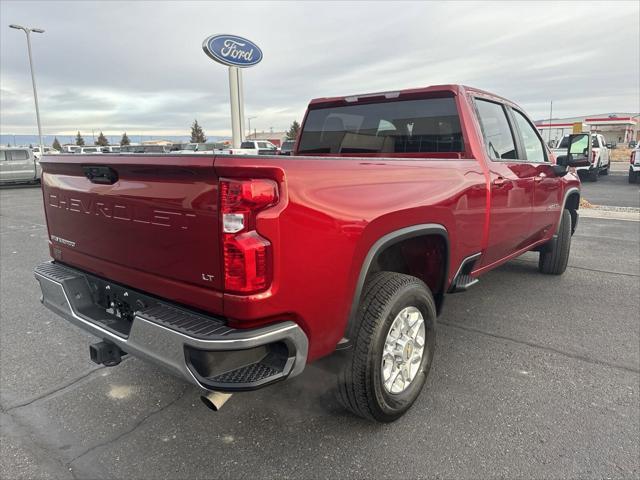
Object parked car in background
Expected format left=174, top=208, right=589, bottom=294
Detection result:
left=629, top=140, right=637, bottom=149
left=120, top=145, right=145, bottom=153
left=0, top=147, right=41, bottom=184
left=32, top=146, right=60, bottom=157
left=630, top=144, right=640, bottom=183
left=194, top=142, right=227, bottom=154
left=140, top=145, right=173, bottom=154
left=78, top=146, right=102, bottom=154
left=61, top=145, right=80, bottom=154
left=172, top=143, right=199, bottom=153
left=227, top=140, right=278, bottom=155
left=173, top=142, right=227, bottom=154
left=552, top=133, right=609, bottom=181
left=279, top=140, right=295, bottom=155
left=100, top=146, right=121, bottom=153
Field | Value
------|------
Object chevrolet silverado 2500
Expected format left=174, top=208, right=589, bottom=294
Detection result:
left=35, top=85, right=587, bottom=422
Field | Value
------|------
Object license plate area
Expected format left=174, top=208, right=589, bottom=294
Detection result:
left=76, top=272, right=160, bottom=338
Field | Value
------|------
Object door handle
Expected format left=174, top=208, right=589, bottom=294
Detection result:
left=492, top=177, right=509, bottom=187
left=534, top=173, right=547, bottom=183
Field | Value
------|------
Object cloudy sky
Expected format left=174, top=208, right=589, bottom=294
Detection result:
left=1, top=1, right=638, bottom=137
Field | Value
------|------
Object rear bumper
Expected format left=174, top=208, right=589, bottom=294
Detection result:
left=34, top=262, right=308, bottom=392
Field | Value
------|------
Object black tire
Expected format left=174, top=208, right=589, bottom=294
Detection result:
left=587, top=167, right=599, bottom=182
left=629, top=169, right=638, bottom=184
left=601, top=163, right=609, bottom=175
left=337, top=272, right=436, bottom=422
left=539, top=209, right=572, bottom=275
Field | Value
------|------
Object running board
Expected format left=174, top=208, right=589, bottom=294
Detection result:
left=449, top=253, right=481, bottom=293
left=452, top=274, right=479, bottom=292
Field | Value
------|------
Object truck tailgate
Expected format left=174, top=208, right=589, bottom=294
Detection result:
left=40, top=154, right=223, bottom=297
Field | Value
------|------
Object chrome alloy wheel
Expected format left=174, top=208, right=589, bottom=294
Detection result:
left=381, top=306, right=426, bottom=394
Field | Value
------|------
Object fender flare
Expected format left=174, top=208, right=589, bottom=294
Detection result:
left=561, top=187, right=580, bottom=233
left=343, top=224, right=449, bottom=343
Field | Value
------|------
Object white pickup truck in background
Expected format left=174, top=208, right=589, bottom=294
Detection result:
left=0, top=147, right=41, bottom=184
left=552, top=133, right=610, bottom=182
left=629, top=144, right=640, bottom=184
left=226, top=140, right=278, bottom=155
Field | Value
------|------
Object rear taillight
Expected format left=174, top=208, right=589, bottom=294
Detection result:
left=631, top=151, right=636, bottom=164
left=220, top=178, right=278, bottom=294
left=591, top=150, right=597, bottom=163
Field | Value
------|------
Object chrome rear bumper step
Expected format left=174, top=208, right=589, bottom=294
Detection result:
left=34, top=262, right=308, bottom=392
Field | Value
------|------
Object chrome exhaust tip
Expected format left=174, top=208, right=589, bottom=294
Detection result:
left=200, top=391, right=233, bottom=412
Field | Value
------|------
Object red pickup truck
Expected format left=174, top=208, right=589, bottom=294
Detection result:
left=35, top=85, right=587, bottom=422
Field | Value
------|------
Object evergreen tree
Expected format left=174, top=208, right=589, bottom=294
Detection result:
left=286, top=120, right=301, bottom=140
left=52, top=137, right=62, bottom=151
left=95, top=131, right=109, bottom=146
left=120, top=132, right=131, bottom=146
left=75, top=131, right=85, bottom=146
left=190, top=119, right=207, bottom=143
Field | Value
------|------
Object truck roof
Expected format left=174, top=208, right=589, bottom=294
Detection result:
left=307, top=84, right=521, bottom=111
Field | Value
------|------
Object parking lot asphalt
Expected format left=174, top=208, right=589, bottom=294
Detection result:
left=580, top=165, right=640, bottom=208
left=1, top=185, right=639, bottom=480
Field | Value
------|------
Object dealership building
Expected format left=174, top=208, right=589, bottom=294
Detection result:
left=535, top=113, right=639, bottom=146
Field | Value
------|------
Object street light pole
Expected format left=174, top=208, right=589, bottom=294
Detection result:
left=10, top=24, right=45, bottom=155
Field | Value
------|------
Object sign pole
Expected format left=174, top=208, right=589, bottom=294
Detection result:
left=203, top=34, right=262, bottom=148
left=228, top=66, right=243, bottom=148
left=237, top=68, right=246, bottom=143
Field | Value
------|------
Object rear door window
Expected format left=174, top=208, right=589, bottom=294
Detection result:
left=240, top=142, right=255, bottom=149
left=298, top=97, right=463, bottom=154
left=475, top=99, right=517, bottom=160
left=9, top=150, right=29, bottom=161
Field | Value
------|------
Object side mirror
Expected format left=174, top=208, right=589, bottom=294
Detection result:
left=567, top=133, right=590, bottom=157
left=553, top=133, right=591, bottom=176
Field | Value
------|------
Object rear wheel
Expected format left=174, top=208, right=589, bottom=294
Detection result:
left=587, top=166, right=599, bottom=182
left=337, top=272, right=436, bottom=422
left=539, top=209, right=572, bottom=275
left=629, top=168, right=639, bottom=184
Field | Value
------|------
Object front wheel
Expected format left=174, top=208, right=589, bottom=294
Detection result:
left=601, top=162, right=609, bottom=175
left=629, top=169, right=639, bottom=184
left=337, top=272, right=436, bottom=422
left=539, top=209, right=572, bottom=275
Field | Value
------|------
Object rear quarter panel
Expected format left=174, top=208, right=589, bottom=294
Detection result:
left=215, top=155, right=488, bottom=360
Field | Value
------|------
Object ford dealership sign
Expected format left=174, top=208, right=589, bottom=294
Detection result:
left=202, top=34, right=263, bottom=68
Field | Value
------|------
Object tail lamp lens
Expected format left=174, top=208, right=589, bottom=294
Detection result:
left=223, top=232, right=271, bottom=292
left=220, top=178, right=278, bottom=293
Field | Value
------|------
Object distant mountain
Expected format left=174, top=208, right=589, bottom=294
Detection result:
left=0, top=134, right=224, bottom=147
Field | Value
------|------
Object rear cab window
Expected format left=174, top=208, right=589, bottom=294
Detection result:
left=297, top=97, right=464, bottom=155
left=474, top=99, right=517, bottom=160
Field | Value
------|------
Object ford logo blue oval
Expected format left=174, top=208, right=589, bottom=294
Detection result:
left=202, top=34, right=263, bottom=68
